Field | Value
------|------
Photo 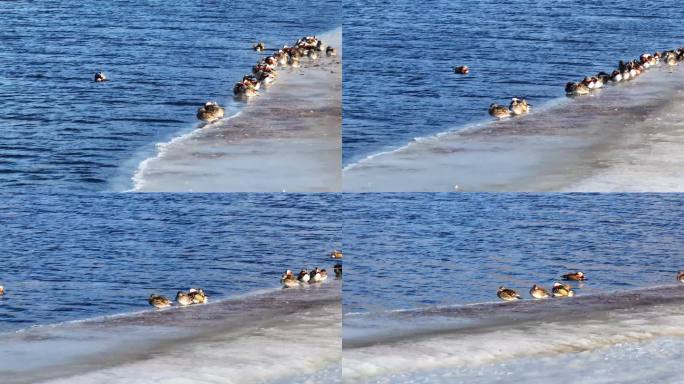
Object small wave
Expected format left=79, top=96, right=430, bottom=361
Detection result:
left=2, top=284, right=286, bottom=337
left=343, top=285, right=684, bottom=381
left=127, top=110, right=242, bottom=192
left=342, top=96, right=571, bottom=173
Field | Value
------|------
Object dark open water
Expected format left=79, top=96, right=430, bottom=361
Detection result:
left=0, top=1, right=340, bottom=191
left=343, top=193, right=684, bottom=313
left=342, top=0, right=684, bottom=166
left=0, top=192, right=340, bottom=333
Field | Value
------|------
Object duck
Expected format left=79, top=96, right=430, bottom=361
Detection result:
left=148, top=294, right=172, bottom=309
left=509, top=98, right=530, bottom=115
left=252, top=63, right=275, bottom=75
left=319, top=269, right=329, bottom=282
left=497, top=286, right=521, bottom=301
left=677, top=271, right=684, bottom=283
left=520, top=98, right=530, bottom=113
left=593, top=75, right=606, bottom=89
left=253, top=42, right=265, bottom=52
left=629, top=67, right=638, bottom=78
left=454, top=65, right=469, bottom=74
left=288, top=56, right=301, bottom=68
left=326, top=46, right=337, bottom=57
left=295, top=46, right=307, bottom=57
left=654, top=51, right=662, bottom=63
left=242, top=75, right=261, bottom=90
left=552, top=282, right=574, bottom=298
left=581, top=76, right=597, bottom=89
left=188, top=288, right=208, bottom=304
left=176, top=291, right=193, bottom=306
left=665, top=51, right=677, bottom=66
left=610, top=70, right=623, bottom=82
left=488, top=103, right=511, bottom=119
left=565, top=82, right=590, bottom=96
left=196, top=101, right=225, bottom=122
left=0, top=285, right=4, bottom=296
left=281, top=270, right=300, bottom=288
left=309, top=267, right=324, bottom=283
left=94, top=72, right=107, bottom=82
left=298, top=269, right=311, bottom=283
left=258, top=72, right=277, bottom=86
left=334, top=263, right=342, bottom=278
left=298, top=36, right=319, bottom=49
left=562, top=271, right=586, bottom=281
left=330, top=250, right=343, bottom=259
left=233, top=82, right=259, bottom=98
left=264, top=56, right=277, bottom=67
left=307, top=49, right=319, bottom=60
left=529, top=284, right=550, bottom=299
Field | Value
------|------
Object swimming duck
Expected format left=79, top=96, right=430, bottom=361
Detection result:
left=562, top=271, right=586, bottom=281
left=497, top=286, right=521, bottom=301
left=253, top=42, right=265, bottom=52
left=176, top=291, right=193, bottom=306
left=334, top=263, right=342, bottom=278
left=488, top=104, right=511, bottom=119
left=677, top=271, right=684, bottom=283
left=188, top=288, right=208, bottom=304
left=94, top=72, right=107, bottom=82
left=529, top=284, right=550, bottom=299
left=0, top=286, right=4, bottom=296
left=148, top=294, right=172, bottom=309
left=298, top=269, right=311, bottom=283
left=552, top=282, right=574, bottom=298
left=196, top=101, right=225, bottom=122
left=509, top=98, right=530, bottom=115
left=565, top=82, right=590, bottom=96
left=319, top=269, right=329, bottom=282
left=454, top=65, right=469, bottom=75
left=281, top=270, right=300, bottom=288
left=331, top=250, right=343, bottom=259
left=326, top=46, right=337, bottom=57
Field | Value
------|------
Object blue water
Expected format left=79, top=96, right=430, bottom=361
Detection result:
left=342, top=193, right=684, bottom=314
left=0, top=1, right=340, bottom=191
left=342, top=0, right=684, bottom=166
left=0, top=192, right=340, bottom=333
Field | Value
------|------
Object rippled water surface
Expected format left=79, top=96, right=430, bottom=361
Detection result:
left=0, top=1, right=340, bottom=191
left=342, top=0, right=684, bottom=165
left=0, top=193, right=340, bottom=333
left=342, top=193, right=684, bottom=314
